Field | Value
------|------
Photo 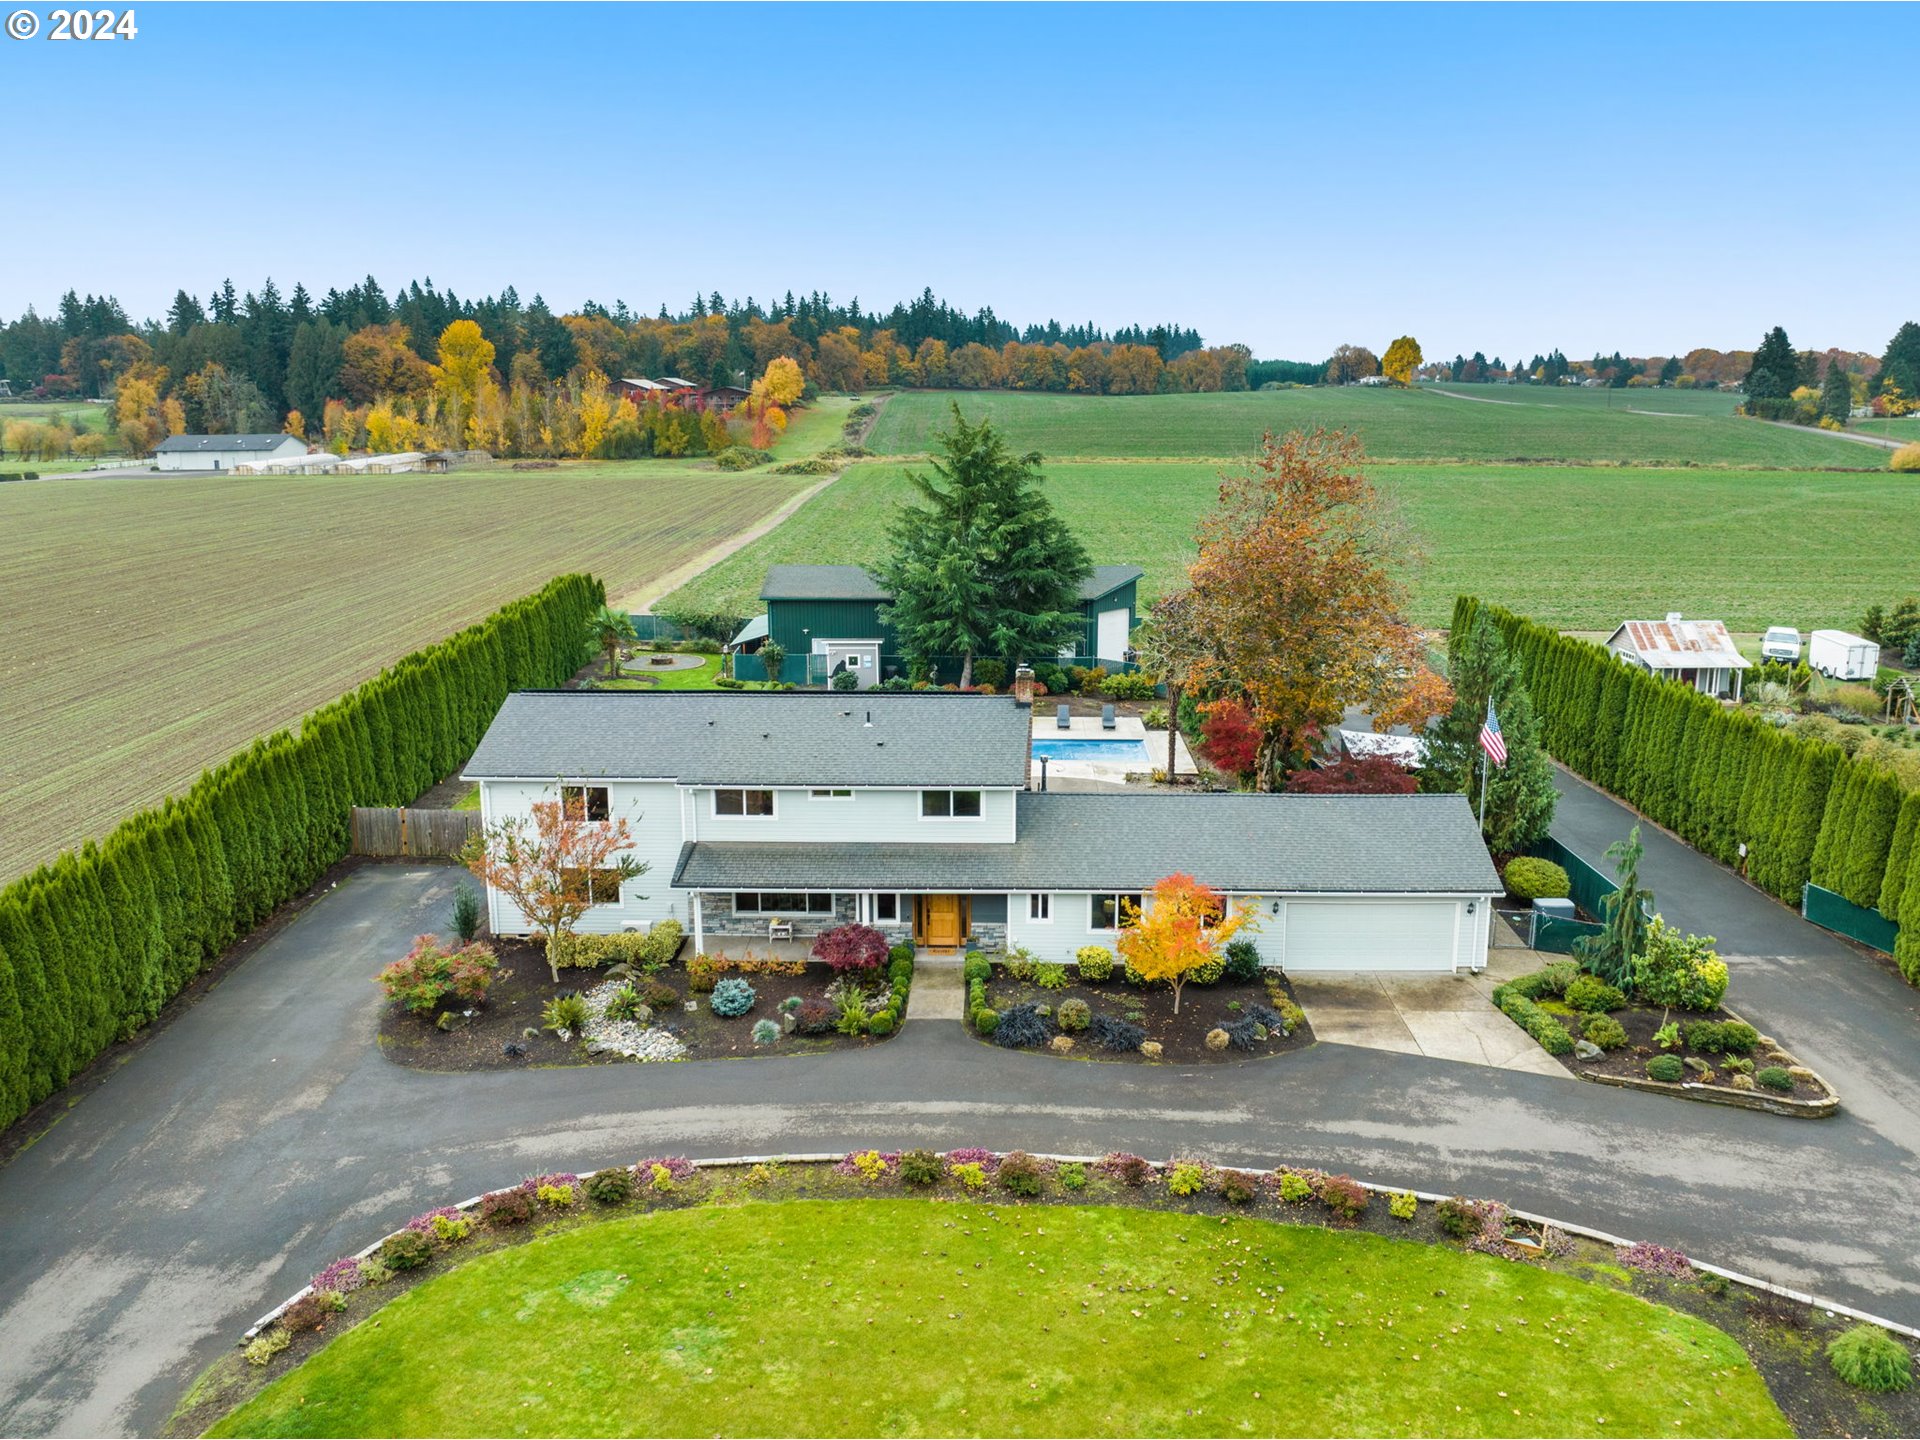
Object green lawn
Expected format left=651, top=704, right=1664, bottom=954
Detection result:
left=210, top=1199, right=1786, bottom=1439
left=867, top=386, right=1876, bottom=468
left=595, top=651, right=729, bottom=689
left=662, top=458, right=1920, bottom=630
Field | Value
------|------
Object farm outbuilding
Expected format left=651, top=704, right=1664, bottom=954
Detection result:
left=154, top=434, right=307, bottom=472
left=1605, top=613, right=1750, bottom=699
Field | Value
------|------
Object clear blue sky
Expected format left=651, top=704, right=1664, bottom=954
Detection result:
left=3, top=2, right=1913, bottom=360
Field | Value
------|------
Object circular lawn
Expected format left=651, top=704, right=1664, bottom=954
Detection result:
left=212, top=1199, right=1789, bottom=1438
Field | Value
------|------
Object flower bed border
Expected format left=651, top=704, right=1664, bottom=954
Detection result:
left=239, top=1148, right=1912, bottom=1347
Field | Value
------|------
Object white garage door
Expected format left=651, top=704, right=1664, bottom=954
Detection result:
left=1284, top=900, right=1459, bottom=972
left=1096, top=607, right=1129, bottom=663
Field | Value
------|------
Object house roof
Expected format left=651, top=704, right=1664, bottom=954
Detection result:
left=1607, top=617, right=1750, bottom=669
left=674, top=791, right=1499, bottom=895
left=154, top=433, right=302, bottom=454
left=759, top=563, right=1144, bottom=605
left=463, top=691, right=1032, bottom=788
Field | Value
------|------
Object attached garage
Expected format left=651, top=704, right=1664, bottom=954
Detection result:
left=1282, top=898, right=1463, bottom=972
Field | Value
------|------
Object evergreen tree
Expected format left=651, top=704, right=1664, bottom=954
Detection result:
left=1420, top=615, right=1556, bottom=852
left=1745, top=326, right=1796, bottom=400
left=872, top=404, right=1091, bottom=687
left=1880, top=321, right=1920, bottom=403
left=1820, top=360, right=1852, bottom=424
left=1575, top=827, right=1654, bottom=989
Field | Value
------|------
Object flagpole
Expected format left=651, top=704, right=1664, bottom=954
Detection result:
left=1478, top=746, right=1488, bottom=834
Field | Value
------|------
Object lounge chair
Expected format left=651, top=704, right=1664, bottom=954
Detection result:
left=1056, top=703, right=1071, bottom=729
left=1101, top=703, right=1116, bottom=730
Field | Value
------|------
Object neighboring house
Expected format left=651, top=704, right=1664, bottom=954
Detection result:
left=462, top=688, right=1500, bottom=972
left=729, top=563, right=1144, bottom=687
left=154, top=433, right=308, bottom=472
left=1605, top=613, right=1750, bottom=699
left=612, top=377, right=745, bottom=412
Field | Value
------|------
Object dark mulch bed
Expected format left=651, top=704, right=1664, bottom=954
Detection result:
left=1546, top=999, right=1830, bottom=1100
left=378, top=938, right=897, bottom=1071
left=973, top=969, right=1313, bottom=1063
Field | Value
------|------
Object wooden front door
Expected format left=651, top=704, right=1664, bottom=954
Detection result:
left=920, top=894, right=964, bottom=950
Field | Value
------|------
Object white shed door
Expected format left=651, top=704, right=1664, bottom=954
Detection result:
left=1284, top=900, right=1458, bottom=972
left=1096, top=607, right=1129, bottom=663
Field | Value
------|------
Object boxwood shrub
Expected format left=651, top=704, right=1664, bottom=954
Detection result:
left=1491, top=983, right=1574, bottom=1055
left=1503, top=856, right=1571, bottom=901
left=1646, top=1054, right=1685, bottom=1082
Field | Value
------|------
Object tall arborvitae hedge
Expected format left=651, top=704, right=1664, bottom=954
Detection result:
left=0, top=572, right=603, bottom=1132
left=1454, top=598, right=1920, bottom=977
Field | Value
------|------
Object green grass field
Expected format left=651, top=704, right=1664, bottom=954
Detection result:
left=663, top=458, right=1920, bottom=631
left=866, top=385, right=1878, bottom=468
left=209, top=1200, right=1787, bottom=1439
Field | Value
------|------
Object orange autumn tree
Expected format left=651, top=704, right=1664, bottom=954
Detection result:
left=461, top=798, right=647, bottom=983
left=1115, top=875, right=1253, bottom=1014
left=1184, top=428, right=1451, bottom=790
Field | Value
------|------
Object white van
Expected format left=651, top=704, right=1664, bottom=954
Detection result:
left=1760, top=626, right=1802, bottom=663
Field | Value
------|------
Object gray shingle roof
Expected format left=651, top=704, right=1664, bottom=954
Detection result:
left=463, top=691, right=1031, bottom=787
left=760, top=564, right=1143, bottom=605
left=154, top=433, right=301, bottom=453
left=673, top=792, right=1499, bottom=894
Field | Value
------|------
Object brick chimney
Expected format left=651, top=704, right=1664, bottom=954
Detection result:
left=1012, top=665, right=1035, bottom=708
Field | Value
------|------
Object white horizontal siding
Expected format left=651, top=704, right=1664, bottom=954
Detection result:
left=686, top=786, right=1016, bottom=844
left=479, top=779, right=686, bottom=936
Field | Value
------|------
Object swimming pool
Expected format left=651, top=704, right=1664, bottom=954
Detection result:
left=1030, top=737, right=1150, bottom=763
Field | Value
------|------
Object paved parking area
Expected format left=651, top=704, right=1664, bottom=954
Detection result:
left=1290, top=948, right=1568, bottom=1078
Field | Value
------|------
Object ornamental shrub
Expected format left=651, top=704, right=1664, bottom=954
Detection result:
left=1646, top=1054, right=1685, bottom=1082
left=1317, top=1174, right=1369, bottom=1220
left=1563, top=975, right=1625, bottom=1013
left=709, top=976, right=757, bottom=1017
left=1166, top=1160, right=1207, bottom=1196
left=889, top=942, right=915, bottom=963
left=380, top=1230, right=433, bottom=1272
left=1217, top=1169, right=1256, bottom=1204
left=962, top=953, right=991, bottom=984
left=751, top=1018, right=780, bottom=1044
left=867, top=1012, right=895, bottom=1036
left=480, top=1188, right=535, bottom=1226
left=1684, top=1019, right=1759, bottom=1054
left=1503, top=856, right=1571, bottom=901
left=542, top=993, right=589, bottom=1035
left=280, top=1291, right=343, bottom=1334
left=245, top=1329, right=291, bottom=1366
left=1075, top=946, right=1115, bottom=981
left=1102, top=1152, right=1153, bottom=1187
left=1491, top=984, right=1574, bottom=1054
left=686, top=954, right=722, bottom=992
left=1631, top=917, right=1729, bottom=1011
left=1190, top=950, right=1227, bottom=985
left=1890, top=443, right=1920, bottom=474
left=796, top=999, right=836, bottom=1035
left=1389, top=1190, right=1418, bottom=1221
left=950, top=1161, right=989, bottom=1191
left=1827, top=1323, right=1914, bottom=1391
left=1504, top=960, right=1578, bottom=1001
left=376, top=935, right=501, bottom=1016
left=973, top=1007, right=999, bottom=1035
left=1222, top=939, right=1262, bottom=983
left=1757, top=1065, right=1794, bottom=1092
left=888, top=958, right=913, bottom=987
left=640, top=979, right=679, bottom=1010
left=812, top=923, right=889, bottom=973
left=1059, top=1161, right=1088, bottom=1191
left=1435, top=1197, right=1480, bottom=1239
left=1034, top=962, right=1070, bottom=990
left=899, top=1149, right=942, bottom=1186
left=1582, top=1014, right=1629, bottom=1050
left=1056, top=998, right=1091, bottom=1031
left=586, top=1167, right=635, bottom=1204
left=553, top=922, right=684, bottom=971
left=1088, top=1012, right=1146, bottom=1052
left=998, top=1151, right=1045, bottom=1196
left=1277, top=1171, right=1313, bottom=1204
left=1004, top=949, right=1039, bottom=981
left=450, top=882, right=483, bottom=941
left=536, top=1182, right=576, bottom=1208
left=993, top=1002, right=1052, bottom=1049
left=430, top=1213, right=473, bottom=1244
left=605, top=985, right=648, bottom=1024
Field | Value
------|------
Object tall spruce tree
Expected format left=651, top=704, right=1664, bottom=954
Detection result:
left=1423, top=615, right=1557, bottom=853
left=872, top=404, right=1091, bottom=687
left=1820, top=360, right=1853, bottom=424
left=1745, top=326, right=1797, bottom=401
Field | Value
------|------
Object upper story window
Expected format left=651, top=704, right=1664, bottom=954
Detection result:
left=1090, top=893, right=1144, bottom=931
left=921, top=789, right=983, bottom=819
left=560, top=784, right=610, bottom=821
left=560, top=866, right=625, bottom=904
left=809, top=789, right=854, bottom=800
left=714, top=788, right=776, bottom=818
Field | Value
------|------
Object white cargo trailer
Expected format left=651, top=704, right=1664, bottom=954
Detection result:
left=1808, top=630, right=1879, bottom=680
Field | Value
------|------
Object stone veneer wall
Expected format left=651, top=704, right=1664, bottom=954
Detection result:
left=695, top=891, right=1006, bottom=953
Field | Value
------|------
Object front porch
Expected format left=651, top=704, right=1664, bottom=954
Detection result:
left=687, top=889, right=1006, bottom=957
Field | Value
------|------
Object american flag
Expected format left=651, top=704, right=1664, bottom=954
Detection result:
left=1479, top=700, right=1508, bottom=767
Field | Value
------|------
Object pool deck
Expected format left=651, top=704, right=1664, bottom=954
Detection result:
left=1029, top=713, right=1197, bottom=785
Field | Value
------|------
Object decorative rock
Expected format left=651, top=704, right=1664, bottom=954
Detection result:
left=1049, top=1035, right=1075, bottom=1054
left=1729, top=1073, right=1755, bottom=1090
left=781, top=1013, right=797, bottom=1034
left=1573, top=1040, right=1603, bottom=1060
left=579, top=979, right=691, bottom=1062
left=1139, top=1041, right=1163, bottom=1059
left=605, top=963, right=636, bottom=981
left=1683, top=1055, right=1712, bottom=1075
left=1204, top=1028, right=1230, bottom=1052
left=1788, top=1065, right=1817, bottom=1082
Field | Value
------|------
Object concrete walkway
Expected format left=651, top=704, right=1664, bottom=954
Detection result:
left=904, top=960, right=965, bottom=1021
left=1290, top=949, right=1567, bottom=1079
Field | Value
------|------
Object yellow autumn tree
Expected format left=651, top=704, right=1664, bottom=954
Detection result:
left=763, top=355, right=805, bottom=407
left=1381, top=336, right=1423, bottom=387
left=1115, top=875, right=1253, bottom=1014
left=432, top=319, right=496, bottom=443
left=283, top=409, right=306, bottom=440
left=576, top=371, right=616, bottom=457
left=364, top=398, right=399, bottom=454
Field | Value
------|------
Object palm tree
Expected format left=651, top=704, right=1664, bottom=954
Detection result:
left=587, top=605, right=638, bottom=680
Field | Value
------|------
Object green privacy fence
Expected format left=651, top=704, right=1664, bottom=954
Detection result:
left=1802, top=884, right=1900, bottom=955
left=1530, top=836, right=1618, bottom=922
left=1531, top=912, right=1604, bottom=955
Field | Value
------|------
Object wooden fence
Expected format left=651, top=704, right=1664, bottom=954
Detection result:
left=349, top=807, right=480, bottom=858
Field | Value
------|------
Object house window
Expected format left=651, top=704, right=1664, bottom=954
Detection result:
left=875, top=893, right=899, bottom=922
left=560, top=784, right=610, bottom=821
left=809, top=788, right=854, bottom=800
left=1028, top=893, right=1051, bottom=922
left=733, top=892, right=834, bottom=915
left=920, top=789, right=983, bottom=819
left=714, top=788, right=775, bottom=817
left=1090, top=893, right=1144, bottom=931
left=560, top=867, right=625, bottom=904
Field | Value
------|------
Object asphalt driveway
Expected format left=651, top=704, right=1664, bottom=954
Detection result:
left=3, top=768, right=1920, bottom=1436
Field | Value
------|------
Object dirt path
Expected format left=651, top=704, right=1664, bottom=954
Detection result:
left=1424, top=386, right=1529, bottom=406
left=613, top=472, right=841, bottom=613
left=1753, top=417, right=1906, bottom=451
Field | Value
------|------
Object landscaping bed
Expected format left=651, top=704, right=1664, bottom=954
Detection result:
left=965, top=945, right=1312, bottom=1063
left=378, top=928, right=910, bottom=1071
left=178, top=1153, right=1920, bottom=1440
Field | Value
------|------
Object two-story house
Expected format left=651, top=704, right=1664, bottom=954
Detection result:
left=462, top=685, right=1500, bottom=972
